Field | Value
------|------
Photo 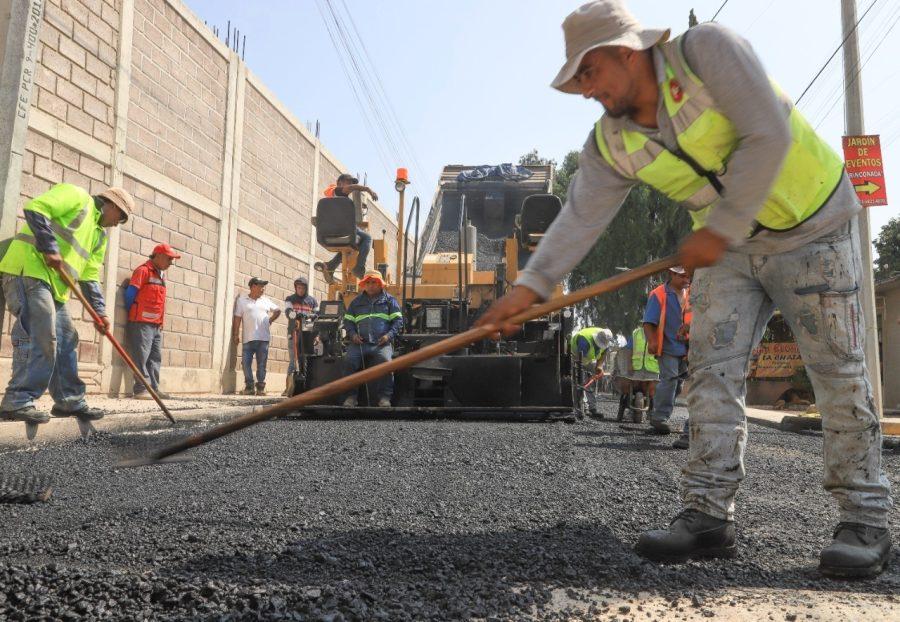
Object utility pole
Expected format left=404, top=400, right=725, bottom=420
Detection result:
left=841, top=0, right=883, bottom=417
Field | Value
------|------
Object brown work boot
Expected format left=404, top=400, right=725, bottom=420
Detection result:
left=314, top=262, right=335, bottom=285
left=240, top=386, right=256, bottom=396
left=255, top=383, right=266, bottom=396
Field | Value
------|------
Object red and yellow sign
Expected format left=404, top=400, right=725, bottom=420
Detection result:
left=842, top=135, right=888, bottom=207
left=749, top=342, right=803, bottom=379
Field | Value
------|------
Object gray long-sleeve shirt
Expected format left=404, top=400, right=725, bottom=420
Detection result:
left=517, top=23, right=860, bottom=300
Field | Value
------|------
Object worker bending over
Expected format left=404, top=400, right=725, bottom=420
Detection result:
left=341, top=270, right=402, bottom=408
left=479, top=0, right=892, bottom=578
left=0, top=183, right=133, bottom=426
left=570, top=326, right=615, bottom=415
left=315, top=174, right=379, bottom=284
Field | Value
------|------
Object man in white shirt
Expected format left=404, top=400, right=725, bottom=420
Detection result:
left=232, top=277, right=281, bottom=395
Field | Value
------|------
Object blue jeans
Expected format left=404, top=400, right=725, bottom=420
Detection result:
left=126, top=322, right=162, bottom=393
left=326, top=228, right=371, bottom=278
left=649, top=353, right=684, bottom=428
left=344, top=342, right=393, bottom=401
left=0, top=275, right=87, bottom=413
left=241, top=340, right=269, bottom=388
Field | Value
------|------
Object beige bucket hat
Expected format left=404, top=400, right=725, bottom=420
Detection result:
left=551, top=0, right=670, bottom=94
left=98, top=187, right=135, bottom=223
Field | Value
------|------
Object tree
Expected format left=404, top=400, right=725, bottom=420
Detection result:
left=874, top=216, right=900, bottom=281
left=519, top=149, right=691, bottom=336
left=568, top=186, right=691, bottom=335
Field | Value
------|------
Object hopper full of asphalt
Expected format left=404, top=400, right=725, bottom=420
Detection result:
left=0, top=399, right=897, bottom=620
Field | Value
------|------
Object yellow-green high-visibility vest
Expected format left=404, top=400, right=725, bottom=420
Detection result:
left=631, top=327, right=660, bottom=374
left=0, top=183, right=108, bottom=303
left=570, top=327, right=604, bottom=362
left=594, top=34, right=845, bottom=234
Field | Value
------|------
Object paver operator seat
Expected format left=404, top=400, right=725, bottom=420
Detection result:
left=315, top=197, right=357, bottom=249
left=516, top=194, right=562, bottom=251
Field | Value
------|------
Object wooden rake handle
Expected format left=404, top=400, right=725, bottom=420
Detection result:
left=131, top=255, right=678, bottom=465
left=57, top=269, right=176, bottom=424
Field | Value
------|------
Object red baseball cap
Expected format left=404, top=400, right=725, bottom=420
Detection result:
left=152, top=243, right=181, bottom=259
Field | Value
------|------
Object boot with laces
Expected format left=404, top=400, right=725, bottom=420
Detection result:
left=820, top=522, right=892, bottom=578
left=635, top=508, right=736, bottom=562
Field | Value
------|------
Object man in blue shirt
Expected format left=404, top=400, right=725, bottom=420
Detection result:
left=643, top=266, right=691, bottom=435
left=341, top=270, right=403, bottom=407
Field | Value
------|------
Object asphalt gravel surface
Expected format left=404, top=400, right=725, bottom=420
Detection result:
left=1, top=400, right=898, bottom=620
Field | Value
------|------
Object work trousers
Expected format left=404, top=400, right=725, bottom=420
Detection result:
left=682, top=219, right=892, bottom=527
left=649, top=353, right=682, bottom=423
left=325, top=228, right=371, bottom=279
left=241, top=340, right=270, bottom=389
left=0, top=275, right=87, bottom=413
left=344, top=342, right=393, bottom=401
left=126, top=321, right=162, bottom=394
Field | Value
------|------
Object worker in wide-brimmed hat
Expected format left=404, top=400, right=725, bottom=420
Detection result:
left=0, top=183, right=133, bottom=428
left=340, top=270, right=402, bottom=408
left=477, top=0, right=891, bottom=577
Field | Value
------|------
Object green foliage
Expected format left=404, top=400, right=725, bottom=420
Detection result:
left=518, top=149, right=691, bottom=336
left=874, top=216, right=900, bottom=281
left=568, top=186, right=692, bottom=335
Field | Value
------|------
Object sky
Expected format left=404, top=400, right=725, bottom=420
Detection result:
left=185, top=0, right=900, bottom=241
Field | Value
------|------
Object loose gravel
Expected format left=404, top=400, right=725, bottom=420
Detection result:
left=0, top=400, right=897, bottom=620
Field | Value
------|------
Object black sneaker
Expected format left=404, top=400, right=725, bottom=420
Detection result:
left=50, top=406, right=105, bottom=421
left=314, top=262, right=335, bottom=285
left=649, top=419, right=672, bottom=435
left=820, top=522, right=892, bottom=578
left=0, top=406, right=50, bottom=425
left=635, top=508, right=736, bottom=562
left=672, top=433, right=689, bottom=449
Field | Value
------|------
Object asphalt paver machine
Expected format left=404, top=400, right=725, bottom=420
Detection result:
left=293, top=164, right=578, bottom=420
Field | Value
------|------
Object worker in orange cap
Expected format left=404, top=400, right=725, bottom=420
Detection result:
left=340, top=270, right=402, bottom=408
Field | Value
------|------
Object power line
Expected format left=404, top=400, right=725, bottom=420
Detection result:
left=795, top=0, right=880, bottom=106
left=710, top=0, right=731, bottom=21
left=814, top=1, right=900, bottom=129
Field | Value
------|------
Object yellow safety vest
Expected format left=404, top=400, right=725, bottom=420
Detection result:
left=631, top=327, right=660, bottom=374
left=594, top=35, right=845, bottom=234
left=570, top=327, right=605, bottom=362
left=0, top=184, right=108, bottom=303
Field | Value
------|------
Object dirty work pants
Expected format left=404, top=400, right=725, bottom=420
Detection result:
left=344, top=342, right=393, bottom=402
left=683, top=219, right=891, bottom=527
left=325, top=228, right=371, bottom=279
left=241, top=340, right=269, bottom=389
left=126, top=321, right=162, bottom=394
left=0, top=275, right=88, bottom=413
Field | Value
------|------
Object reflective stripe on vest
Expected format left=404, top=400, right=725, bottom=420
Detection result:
left=594, top=35, right=845, bottom=234
left=343, top=312, right=402, bottom=323
left=569, top=327, right=602, bottom=362
left=631, top=327, right=660, bottom=374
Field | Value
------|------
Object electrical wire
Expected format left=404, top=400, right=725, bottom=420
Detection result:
left=710, top=0, right=731, bottom=22
left=795, top=0, right=880, bottom=106
left=813, top=2, right=900, bottom=130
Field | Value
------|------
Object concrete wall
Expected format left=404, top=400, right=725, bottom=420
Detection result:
left=0, top=0, right=401, bottom=394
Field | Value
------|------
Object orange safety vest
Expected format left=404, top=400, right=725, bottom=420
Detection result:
left=128, top=260, right=167, bottom=325
left=648, top=283, right=690, bottom=355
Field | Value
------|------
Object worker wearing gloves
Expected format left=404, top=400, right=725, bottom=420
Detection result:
left=478, top=1, right=892, bottom=577
left=283, top=276, right=318, bottom=396
left=570, top=326, right=615, bottom=415
left=0, top=183, right=133, bottom=426
left=341, top=270, right=402, bottom=408
left=124, top=243, right=180, bottom=399
left=642, top=266, right=691, bottom=435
